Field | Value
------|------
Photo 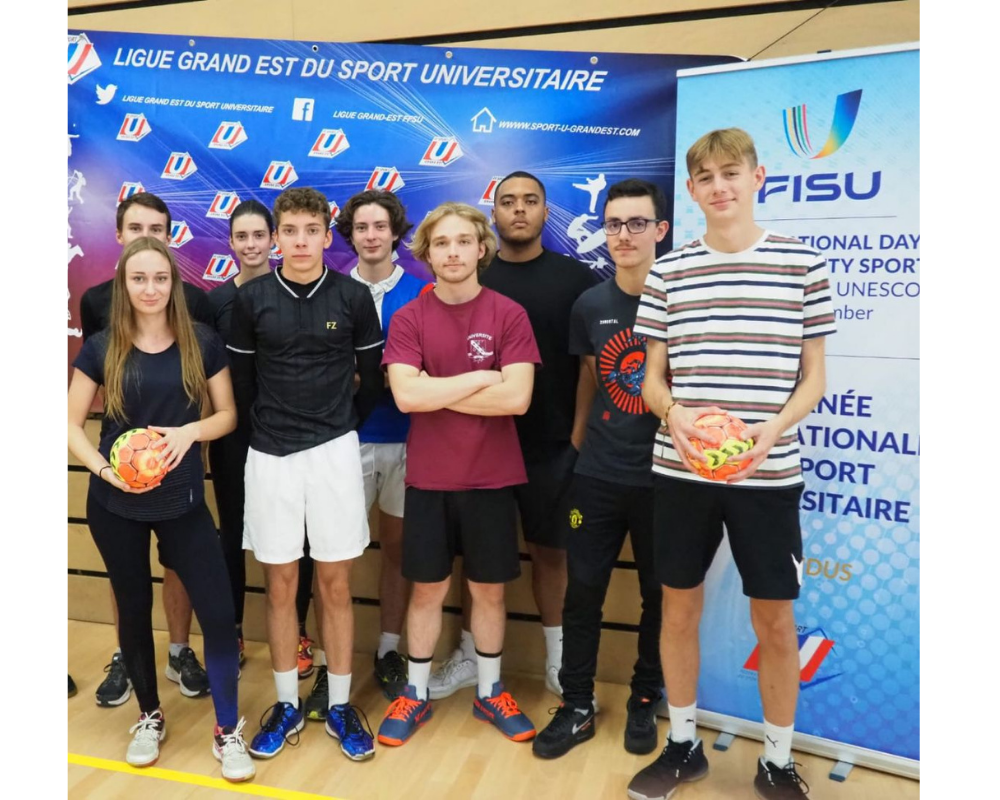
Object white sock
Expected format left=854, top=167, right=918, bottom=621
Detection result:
left=328, top=672, right=352, bottom=708
left=459, top=629, right=476, bottom=662
left=763, top=719, right=795, bottom=767
left=409, top=658, right=432, bottom=700
left=169, top=642, right=188, bottom=658
left=274, top=668, right=299, bottom=707
left=668, top=702, right=697, bottom=743
left=476, top=651, right=501, bottom=698
left=313, top=648, right=327, bottom=667
left=377, top=632, right=401, bottom=660
left=113, top=647, right=121, bottom=656
left=542, top=626, right=563, bottom=670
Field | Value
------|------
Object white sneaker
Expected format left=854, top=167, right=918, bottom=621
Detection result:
left=213, top=717, right=256, bottom=783
left=427, top=648, right=478, bottom=700
left=126, top=710, right=166, bottom=767
left=545, top=664, right=563, bottom=698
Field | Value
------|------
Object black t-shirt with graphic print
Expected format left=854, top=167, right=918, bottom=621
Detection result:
left=569, top=279, right=661, bottom=487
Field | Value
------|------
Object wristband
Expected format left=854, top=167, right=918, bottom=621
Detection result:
left=99, top=465, right=113, bottom=481
left=662, top=401, right=677, bottom=427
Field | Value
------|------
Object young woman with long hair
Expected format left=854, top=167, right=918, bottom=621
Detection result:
left=68, top=237, right=254, bottom=782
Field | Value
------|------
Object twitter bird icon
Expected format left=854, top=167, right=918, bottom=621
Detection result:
left=96, top=84, right=117, bottom=105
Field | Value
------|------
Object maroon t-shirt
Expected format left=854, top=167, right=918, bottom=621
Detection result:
left=382, top=287, right=541, bottom=491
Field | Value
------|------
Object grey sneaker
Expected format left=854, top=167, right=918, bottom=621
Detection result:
left=126, top=710, right=166, bottom=767
left=627, top=737, right=709, bottom=800
left=214, top=717, right=256, bottom=783
left=427, top=649, right=478, bottom=700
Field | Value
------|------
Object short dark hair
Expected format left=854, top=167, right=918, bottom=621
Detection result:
left=494, top=170, right=546, bottom=203
left=273, top=187, right=330, bottom=228
left=116, top=192, right=171, bottom=233
left=603, top=178, right=667, bottom=220
left=229, top=199, right=274, bottom=235
left=334, top=190, right=413, bottom=254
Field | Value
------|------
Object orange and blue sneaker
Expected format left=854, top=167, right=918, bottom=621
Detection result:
left=297, top=636, right=314, bottom=679
left=377, top=685, right=432, bottom=746
left=248, top=701, right=304, bottom=759
left=473, top=681, right=535, bottom=742
left=326, top=704, right=375, bottom=761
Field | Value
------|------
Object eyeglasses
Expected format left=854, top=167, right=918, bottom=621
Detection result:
left=602, top=217, right=661, bottom=235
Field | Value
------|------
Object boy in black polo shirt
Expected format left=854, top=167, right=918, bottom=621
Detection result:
left=227, top=187, right=384, bottom=762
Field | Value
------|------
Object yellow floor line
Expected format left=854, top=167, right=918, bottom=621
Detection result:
left=68, top=753, right=345, bottom=799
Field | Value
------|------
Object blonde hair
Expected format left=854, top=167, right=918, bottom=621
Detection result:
left=686, top=128, right=758, bottom=176
left=103, top=237, right=207, bottom=423
left=408, top=202, right=497, bottom=274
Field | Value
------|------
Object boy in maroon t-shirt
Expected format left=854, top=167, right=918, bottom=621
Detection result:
left=378, top=202, right=540, bottom=746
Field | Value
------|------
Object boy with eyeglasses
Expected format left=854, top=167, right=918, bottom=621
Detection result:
left=533, top=179, right=668, bottom=760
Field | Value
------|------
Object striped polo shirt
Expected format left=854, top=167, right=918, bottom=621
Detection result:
left=634, top=230, right=836, bottom=488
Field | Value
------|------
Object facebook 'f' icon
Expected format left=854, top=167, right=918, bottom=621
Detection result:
left=292, top=98, right=314, bottom=122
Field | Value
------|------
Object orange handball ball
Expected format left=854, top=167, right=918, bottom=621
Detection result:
left=688, top=413, right=754, bottom=482
left=109, top=428, right=168, bottom=489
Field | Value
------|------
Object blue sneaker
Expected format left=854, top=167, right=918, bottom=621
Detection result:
left=377, top=685, right=432, bottom=746
left=473, top=681, right=536, bottom=742
left=326, top=704, right=376, bottom=761
left=248, top=701, right=304, bottom=759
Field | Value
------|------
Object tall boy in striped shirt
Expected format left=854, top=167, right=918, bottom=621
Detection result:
left=628, top=128, right=835, bottom=800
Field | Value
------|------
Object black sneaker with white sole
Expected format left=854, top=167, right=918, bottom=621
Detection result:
left=95, top=651, right=132, bottom=707
left=624, top=694, right=659, bottom=755
left=754, top=758, right=810, bottom=799
left=627, top=737, right=709, bottom=800
left=165, top=647, right=211, bottom=697
left=531, top=700, right=596, bottom=759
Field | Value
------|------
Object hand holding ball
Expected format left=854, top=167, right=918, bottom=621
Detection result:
left=688, top=413, right=754, bottom=481
left=109, top=428, right=169, bottom=489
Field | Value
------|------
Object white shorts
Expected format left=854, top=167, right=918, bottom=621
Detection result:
left=360, top=442, right=406, bottom=518
left=243, top=432, right=370, bottom=564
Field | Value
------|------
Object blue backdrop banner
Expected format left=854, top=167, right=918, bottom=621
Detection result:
left=67, top=29, right=730, bottom=364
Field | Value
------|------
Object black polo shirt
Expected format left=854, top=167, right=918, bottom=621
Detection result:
left=228, top=268, right=383, bottom=457
left=80, top=278, right=214, bottom=341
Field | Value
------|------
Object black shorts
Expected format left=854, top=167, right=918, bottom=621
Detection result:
left=653, top=475, right=805, bottom=600
left=402, top=487, right=521, bottom=584
left=514, top=442, right=579, bottom=549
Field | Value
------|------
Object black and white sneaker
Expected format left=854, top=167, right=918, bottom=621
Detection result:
left=95, top=651, right=132, bottom=707
left=165, top=647, right=211, bottom=697
left=624, top=694, right=659, bottom=755
left=754, top=758, right=810, bottom=799
left=373, top=650, right=408, bottom=701
left=627, top=737, right=709, bottom=800
left=531, top=701, right=596, bottom=759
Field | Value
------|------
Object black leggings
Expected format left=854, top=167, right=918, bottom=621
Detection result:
left=209, top=428, right=250, bottom=626
left=87, top=495, right=240, bottom=727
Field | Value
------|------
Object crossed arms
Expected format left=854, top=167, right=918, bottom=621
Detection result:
left=387, top=362, right=534, bottom=417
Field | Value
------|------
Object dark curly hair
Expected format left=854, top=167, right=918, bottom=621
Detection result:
left=334, top=190, right=413, bottom=254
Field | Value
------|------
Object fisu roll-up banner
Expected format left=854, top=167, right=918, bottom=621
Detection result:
left=673, top=44, right=919, bottom=778
left=66, top=29, right=733, bottom=371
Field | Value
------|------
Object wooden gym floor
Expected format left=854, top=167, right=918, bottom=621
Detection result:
left=68, top=620, right=919, bottom=800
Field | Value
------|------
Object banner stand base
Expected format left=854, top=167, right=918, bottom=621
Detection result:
left=713, top=732, right=737, bottom=752
left=829, top=761, right=855, bottom=782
